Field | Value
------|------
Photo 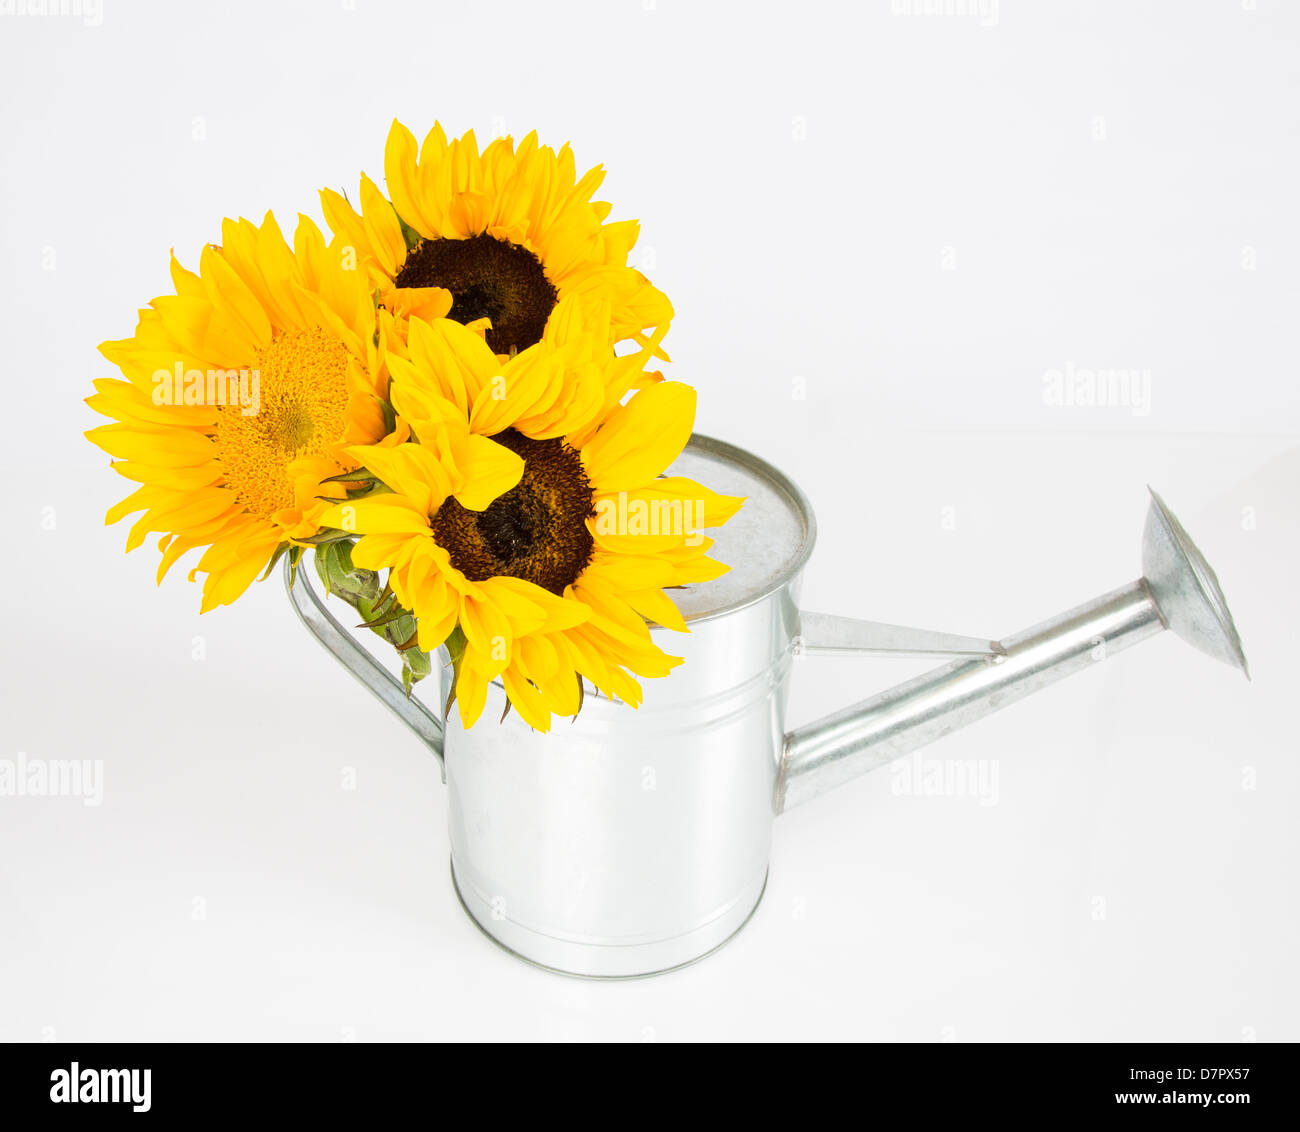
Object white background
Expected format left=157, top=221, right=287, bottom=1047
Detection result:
left=2, top=0, right=1297, bottom=1041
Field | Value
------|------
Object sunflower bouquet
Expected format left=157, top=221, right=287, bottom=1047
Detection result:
left=87, top=121, right=743, bottom=732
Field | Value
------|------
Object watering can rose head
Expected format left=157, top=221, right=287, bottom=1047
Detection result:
left=315, top=306, right=744, bottom=733
left=86, top=121, right=744, bottom=731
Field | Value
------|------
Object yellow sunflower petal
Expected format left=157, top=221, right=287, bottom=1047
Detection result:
left=580, top=381, right=696, bottom=492
left=319, top=494, right=430, bottom=536
left=384, top=119, right=435, bottom=239
left=451, top=435, right=525, bottom=512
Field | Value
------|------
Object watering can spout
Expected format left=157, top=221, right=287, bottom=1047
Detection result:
left=777, top=489, right=1249, bottom=813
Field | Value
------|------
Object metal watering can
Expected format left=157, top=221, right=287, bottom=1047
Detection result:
left=288, top=435, right=1248, bottom=978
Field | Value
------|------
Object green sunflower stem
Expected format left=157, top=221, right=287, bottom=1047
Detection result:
left=311, top=540, right=431, bottom=694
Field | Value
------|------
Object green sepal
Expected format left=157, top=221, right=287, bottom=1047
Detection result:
left=319, top=470, right=379, bottom=486
left=441, top=626, right=467, bottom=721
left=296, top=528, right=356, bottom=548
left=309, top=542, right=431, bottom=694
left=286, top=545, right=303, bottom=586
left=356, top=605, right=410, bottom=630
left=258, top=541, right=293, bottom=584
left=401, top=646, right=432, bottom=697
left=313, top=540, right=337, bottom=595
left=394, top=211, right=423, bottom=252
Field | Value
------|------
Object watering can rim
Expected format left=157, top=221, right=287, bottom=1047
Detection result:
left=672, top=432, right=818, bottom=626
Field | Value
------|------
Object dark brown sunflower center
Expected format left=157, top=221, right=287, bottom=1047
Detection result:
left=432, top=429, right=594, bottom=595
left=393, top=232, right=557, bottom=355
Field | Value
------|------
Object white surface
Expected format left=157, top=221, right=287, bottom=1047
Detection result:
left=1, top=0, right=1297, bottom=1041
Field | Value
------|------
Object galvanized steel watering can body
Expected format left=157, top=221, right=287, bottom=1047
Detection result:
left=289, top=435, right=1248, bottom=978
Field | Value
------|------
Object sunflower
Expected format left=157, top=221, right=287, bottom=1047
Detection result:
left=320, top=120, right=673, bottom=362
left=318, top=305, right=743, bottom=732
left=87, top=213, right=391, bottom=611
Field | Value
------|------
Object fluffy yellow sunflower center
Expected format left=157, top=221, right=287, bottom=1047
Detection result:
left=213, top=327, right=350, bottom=520
left=433, top=429, right=595, bottom=595
left=394, top=233, right=557, bottom=356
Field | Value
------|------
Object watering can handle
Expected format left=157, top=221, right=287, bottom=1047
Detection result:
left=283, top=558, right=446, bottom=774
